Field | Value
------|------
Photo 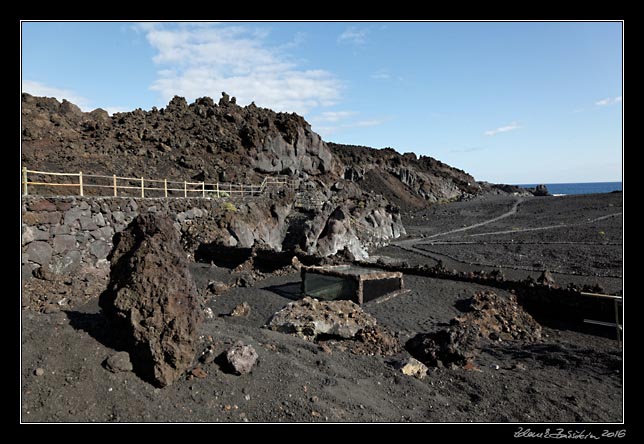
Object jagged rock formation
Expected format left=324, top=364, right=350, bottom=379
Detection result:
left=406, top=291, right=541, bottom=368
left=21, top=92, right=493, bottom=206
left=329, top=143, right=483, bottom=210
left=99, top=213, right=203, bottom=387
left=22, top=92, right=340, bottom=186
left=21, top=92, right=536, bottom=259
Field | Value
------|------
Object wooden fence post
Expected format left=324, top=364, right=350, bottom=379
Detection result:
left=164, top=179, right=168, bottom=198
left=202, top=182, right=205, bottom=198
left=79, top=171, right=83, bottom=196
left=22, top=167, right=28, bottom=196
left=184, top=181, right=187, bottom=198
left=113, top=175, right=117, bottom=197
left=216, top=182, right=220, bottom=198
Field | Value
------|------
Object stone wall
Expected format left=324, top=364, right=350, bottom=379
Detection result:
left=21, top=193, right=404, bottom=311
left=21, top=196, right=232, bottom=283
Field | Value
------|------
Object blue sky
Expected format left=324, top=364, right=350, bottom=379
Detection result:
left=21, top=21, right=622, bottom=184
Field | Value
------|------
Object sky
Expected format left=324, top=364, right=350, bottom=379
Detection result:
left=21, top=21, right=623, bottom=184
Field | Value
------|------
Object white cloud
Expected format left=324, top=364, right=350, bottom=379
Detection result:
left=314, top=111, right=358, bottom=122
left=484, top=122, right=521, bottom=137
left=337, top=27, right=368, bottom=45
left=450, top=146, right=484, bottom=153
left=595, top=96, right=622, bottom=107
left=311, top=114, right=388, bottom=138
left=353, top=119, right=386, bottom=127
left=22, top=80, right=91, bottom=110
left=142, top=23, right=343, bottom=115
left=103, top=106, right=130, bottom=115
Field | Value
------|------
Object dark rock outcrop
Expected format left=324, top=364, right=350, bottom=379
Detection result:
left=406, top=326, right=479, bottom=367
left=21, top=92, right=504, bottom=211
left=21, top=92, right=530, bottom=260
left=99, top=213, right=203, bottom=387
left=21, top=92, right=340, bottom=188
left=407, top=291, right=541, bottom=368
left=532, top=184, right=550, bottom=196
left=329, top=143, right=482, bottom=210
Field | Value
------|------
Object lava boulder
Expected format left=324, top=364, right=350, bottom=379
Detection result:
left=99, top=213, right=203, bottom=387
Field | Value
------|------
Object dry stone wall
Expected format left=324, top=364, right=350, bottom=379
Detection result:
left=21, top=196, right=229, bottom=283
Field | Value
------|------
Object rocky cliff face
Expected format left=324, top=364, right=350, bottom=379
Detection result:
left=21, top=92, right=489, bottom=206
left=21, top=92, right=507, bottom=259
left=329, top=143, right=483, bottom=210
left=22, top=92, right=340, bottom=185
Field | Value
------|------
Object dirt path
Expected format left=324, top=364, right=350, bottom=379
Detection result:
left=394, top=197, right=523, bottom=247
left=469, top=212, right=622, bottom=238
left=385, top=194, right=623, bottom=291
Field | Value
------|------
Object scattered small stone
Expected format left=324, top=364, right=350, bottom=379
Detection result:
left=34, top=368, right=45, bottom=377
left=42, top=304, right=59, bottom=314
left=225, top=341, right=258, bottom=375
left=203, top=307, right=214, bottom=319
left=392, top=357, right=428, bottom=379
left=493, top=364, right=500, bottom=370
left=512, top=363, right=527, bottom=371
left=208, top=281, right=228, bottom=295
left=199, top=345, right=215, bottom=362
left=229, top=302, right=251, bottom=317
left=537, top=270, right=556, bottom=287
left=105, top=352, right=133, bottom=373
left=190, top=367, right=208, bottom=379
left=291, top=256, right=303, bottom=270
left=463, top=361, right=482, bottom=372
left=318, top=344, right=332, bottom=354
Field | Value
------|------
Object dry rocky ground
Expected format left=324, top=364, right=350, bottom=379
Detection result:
left=21, top=192, right=623, bottom=423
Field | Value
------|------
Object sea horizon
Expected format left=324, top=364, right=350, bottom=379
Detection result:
left=515, top=181, right=622, bottom=196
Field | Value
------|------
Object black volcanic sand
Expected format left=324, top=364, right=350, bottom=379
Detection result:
left=21, top=193, right=623, bottom=422
left=390, top=193, right=623, bottom=294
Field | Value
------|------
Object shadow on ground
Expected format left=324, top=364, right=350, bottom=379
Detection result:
left=261, top=281, right=303, bottom=301
left=64, top=310, right=125, bottom=352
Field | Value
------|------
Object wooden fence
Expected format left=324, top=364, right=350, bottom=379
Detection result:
left=21, top=167, right=292, bottom=198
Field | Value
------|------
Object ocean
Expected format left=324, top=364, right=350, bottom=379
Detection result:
left=516, top=182, right=622, bottom=196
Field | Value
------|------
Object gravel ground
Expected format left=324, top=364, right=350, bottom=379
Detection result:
left=20, top=192, right=624, bottom=423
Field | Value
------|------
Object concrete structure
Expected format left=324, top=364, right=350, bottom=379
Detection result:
left=301, top=265, right=404, bottom=304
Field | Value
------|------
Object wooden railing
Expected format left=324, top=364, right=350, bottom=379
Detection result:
left=21, top=167, right=292, bottom=198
